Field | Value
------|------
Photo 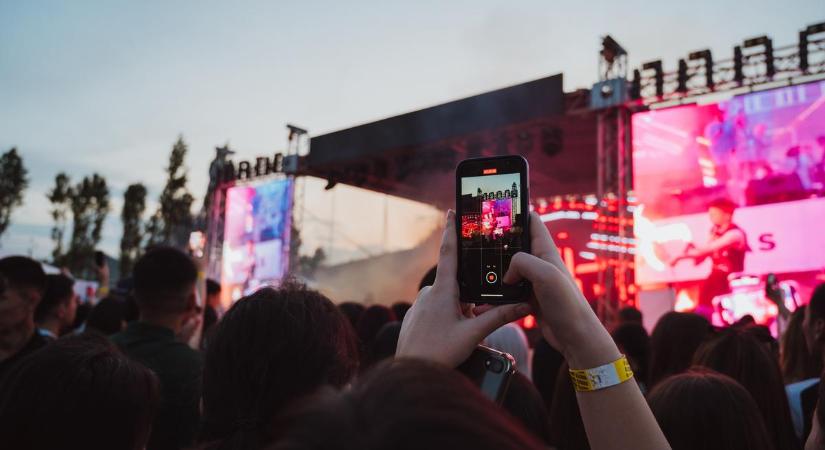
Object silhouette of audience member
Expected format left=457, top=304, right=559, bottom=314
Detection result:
left=648, top=311, right=712, bottom=388
left=34, top=274, right=78, bottom=339
left=86, top=296, right=128, bottom=336
left=356, top=305, right=396, bottom=367
left=0, top=256, right=48, bottom=381
left=648, top=369, right=774, bottom=450
left=269, top=360, right=545, bottom=450
left=201, top=278, right=222, bottom=347
left=110, top=247, right=202, bottom=450
left=531, top=339, right=564, bottom=411
left=617, top=306, right=643, bottom=325
left=693, top=326, right=800, bottom=450
left=198, top=282, right=358, bottom=450
left=363, top=322, right=401, bottom=368
left=391, top=301, right=412, bottom=323
left=501, top=372, right=552, bottom=445
left=337, top=302, right=365, bottom=330
left=548, top=362, right=591, bottom=450
left=0, top=334, right=159, bottom=450
left=612, top=322, right=651, bottom=391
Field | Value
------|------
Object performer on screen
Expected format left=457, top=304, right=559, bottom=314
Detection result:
left=670, top=198, right=750, bottom=312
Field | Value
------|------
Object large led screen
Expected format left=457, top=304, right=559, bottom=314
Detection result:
left=633, top=81, right=825, bottom=285
left=223, top=178, right=293, bottom=300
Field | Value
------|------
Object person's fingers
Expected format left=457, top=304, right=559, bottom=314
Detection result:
left=434, top=210, right=458, bottom=288
left=502, top=252, right=553, bottom=285
left=473, top=304, right=495, bottom=316
left=529, top=212, right=568, bottom=274
left=463, top=302, right=532, bottom=339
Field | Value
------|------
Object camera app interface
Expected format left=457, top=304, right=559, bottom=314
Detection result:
left=460, top=171, right=525, bottom=300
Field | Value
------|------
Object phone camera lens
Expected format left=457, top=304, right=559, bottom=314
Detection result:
left=487, top=358, right=504, bottom=373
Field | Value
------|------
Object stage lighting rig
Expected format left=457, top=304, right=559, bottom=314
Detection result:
left=689, top=49, right=714, bottom=89
left=800, top=22, right=825, bottom=73
left=642, top=60, right=663, bottom=98
left=734, top=46, right=744, bottom=85
left=744, top=35, right=775, bottom=79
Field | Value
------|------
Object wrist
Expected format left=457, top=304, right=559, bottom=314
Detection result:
left=562, top=327, right=621, bottom=370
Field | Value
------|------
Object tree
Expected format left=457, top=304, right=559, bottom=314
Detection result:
left=65, top=174, right=110, bottom=275
left=0, top=148, right=29, bottom=239
left=120, top=183, right=147, bottom=276
left=47, top=173, right=72, bottom=264
left=151, top=136, right=194, bottom=248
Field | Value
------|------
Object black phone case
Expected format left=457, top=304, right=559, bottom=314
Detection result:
left=455, top=155, right=532, bottom=304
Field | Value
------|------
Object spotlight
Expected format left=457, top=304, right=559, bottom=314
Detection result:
left=744, top=35, right=774, bottom=79
left=733, top=46, right=744, bottom=85
left=689, top=49, right=714, bottom=89
left=601, top=35, right=627, bottom=64
left=630, top=69, right=642, bottom=100
left=642, top=60, right=663, bottom=98
left=800, top=22, right=825, bottom=73
left=676, top=59, right=688, bottom=93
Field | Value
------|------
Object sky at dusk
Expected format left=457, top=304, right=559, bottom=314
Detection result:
left=1, top=0, right=822, bottom=264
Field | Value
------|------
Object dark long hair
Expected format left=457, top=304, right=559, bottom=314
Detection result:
left=0, top=333, right=159, bottom=450
left=648, top=369, right=774, bottom=450
left=198, top=282, right=359, bottom=450
left=648, top=312, right=712, bottom=387
left=547, top=362, right=590, bottom=450
left=269, top=359, right=545, bottom=450
left=693, top=327, right=800, bottom=450
left=782, top=306, right=819, bottom=383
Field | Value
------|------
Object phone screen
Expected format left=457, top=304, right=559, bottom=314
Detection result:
left=456, top=156, right=530, bottom=303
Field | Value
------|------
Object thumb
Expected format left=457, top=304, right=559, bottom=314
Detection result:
left=464, top=302, right=532, bottom=341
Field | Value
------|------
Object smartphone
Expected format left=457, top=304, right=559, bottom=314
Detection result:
left=456, top=155, right=531, bottom=304
left=189, top=231, right=205, bottom=258
left=458, top=345, right=516, bottom=404
left=94, top=251, right=106, bottom=268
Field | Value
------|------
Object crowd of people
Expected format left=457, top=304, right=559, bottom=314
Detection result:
left=0, top=210, right=824, bottom=450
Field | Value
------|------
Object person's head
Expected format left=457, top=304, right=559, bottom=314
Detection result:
left=0, top=256, right=47, bottom=344
left=34, top=274, right=77, bottom=335
left=501, top=372, right=551, bottom=445
left=199, top=281, right=359, bottom=449
left=648, top=311, right=712, bottom=387
left=363, top=322, right=401, bottom=368
left=548, top=362, right=590, bottom=450
left=804, top=283, right=825, bottom=363
left=485, top=323, right=530, bottom=379
left=390, top=301, right=412, bottom=323
left=355, top=305, right=396, bottom=357
left=337, top=302, right=365, bottom=330
left=693, top=327, right=799, bottom=450
left=0, top=333, right=159, bottom=450
left=206, top=278, right=221, bottom=308
left=612, top=322, right=651, bottom=388
left=783, top=306, right=819, bottom=383
left=617, top=306, right=643, bottom=324
left=86, top=296, right=127, bottom=336
left=708, top=198, right=737, bottom=227
left=132, top=246, right=197, bottom=320
left=531, top=339, right=565, bottom=411
left=648, top=369, right=773, bottom=450
left=268, top=359, right=544, bottom=450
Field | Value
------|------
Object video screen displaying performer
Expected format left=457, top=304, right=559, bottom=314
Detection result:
left=669, top=198, right=750, bottom=314
left=223, top=179, right=293, bottom=301
left=459, top=173, right=525, bottom=298
left=633, top=81, right=825, bottom=288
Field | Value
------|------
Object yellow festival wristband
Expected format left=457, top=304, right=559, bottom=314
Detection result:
left=569, top=355, right=634, bottom=392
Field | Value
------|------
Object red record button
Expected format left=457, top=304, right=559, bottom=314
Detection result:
left=486, top=272, right=497, bottom=284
